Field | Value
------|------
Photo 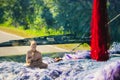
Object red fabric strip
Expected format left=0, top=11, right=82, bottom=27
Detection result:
left=91, top=0, right=109, bottom=61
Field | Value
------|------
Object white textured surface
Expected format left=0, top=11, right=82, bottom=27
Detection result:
left=0, top=56, right=120, bottom=80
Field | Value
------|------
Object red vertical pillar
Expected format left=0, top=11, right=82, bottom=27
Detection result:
left=91, top=0, right=109, bottom=61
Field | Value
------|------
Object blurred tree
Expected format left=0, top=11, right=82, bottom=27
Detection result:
left=53, top=0, right=92, bottom=36
left=11, top=0, right=34, bottom=29
left=0, top=0, right=120, bottom=42
left=0, top=7, right=4, bottom=23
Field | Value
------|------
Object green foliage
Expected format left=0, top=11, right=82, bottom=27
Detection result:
left=0, top=0, right=120, bottom=42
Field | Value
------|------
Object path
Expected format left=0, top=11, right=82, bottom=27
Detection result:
left=0, top=31, right=68, bottom=56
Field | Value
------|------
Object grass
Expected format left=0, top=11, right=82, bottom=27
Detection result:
left=0, top=26, right=32, bottom=38
left=0, top=25, right=64, bottom=38
left=0, top=26, right=53, bottom=38
left=55, top=43, right=90, bottom=51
